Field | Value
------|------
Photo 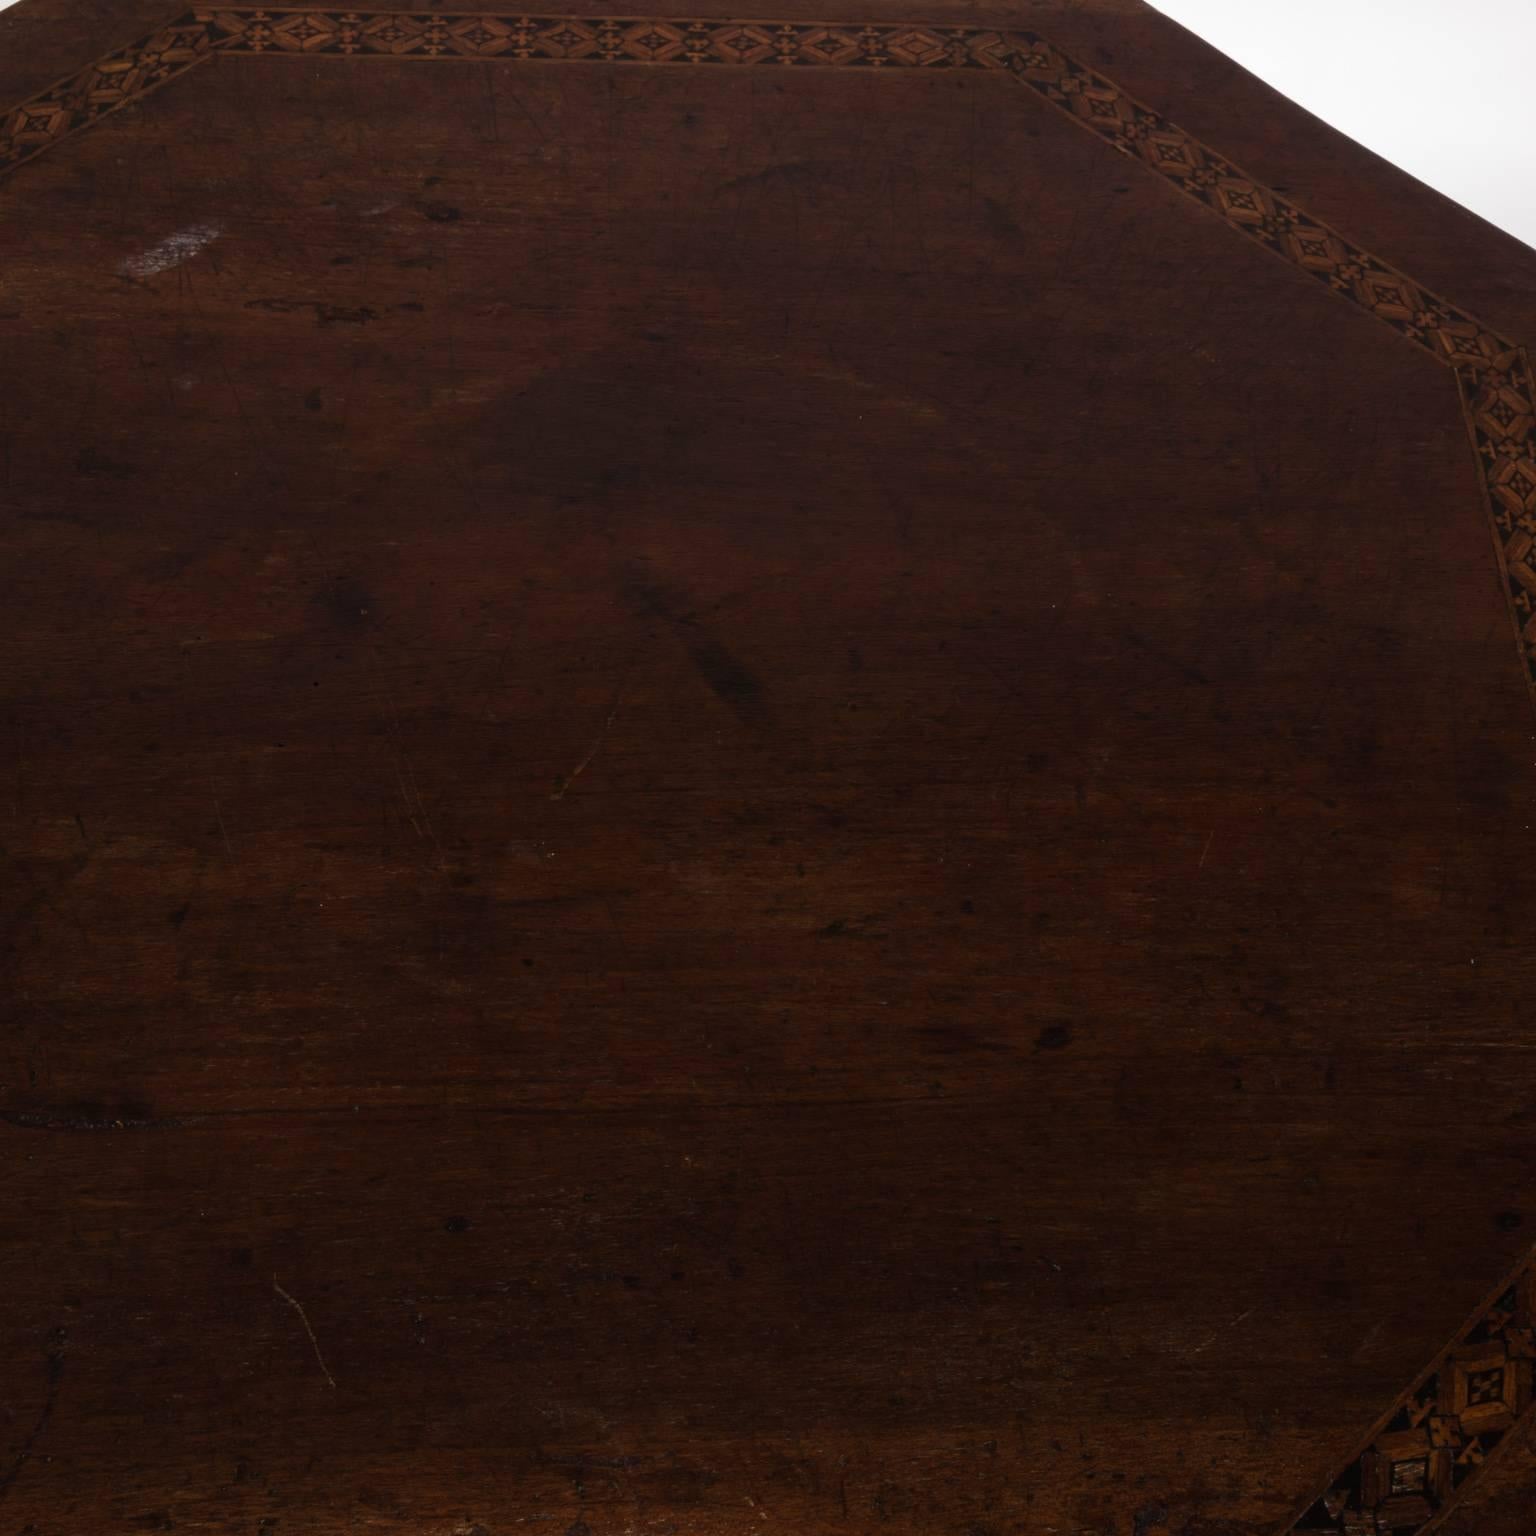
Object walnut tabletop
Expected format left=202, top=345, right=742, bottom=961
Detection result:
left=2, top=2, right=1536, bottom=1532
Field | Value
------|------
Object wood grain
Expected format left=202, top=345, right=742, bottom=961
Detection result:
left=2, top=5, right=1535, bottom=1533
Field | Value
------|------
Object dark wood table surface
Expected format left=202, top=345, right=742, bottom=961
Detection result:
left=3, top=2, right=1536, bottom=1531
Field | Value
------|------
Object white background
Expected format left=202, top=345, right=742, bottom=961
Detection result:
left=2, top=0, right=1533, bottom=250
left=1148, top=0, right=1536, bottom=250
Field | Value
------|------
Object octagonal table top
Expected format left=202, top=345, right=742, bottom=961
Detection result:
left=3, top=3, right=1536, bottom=1532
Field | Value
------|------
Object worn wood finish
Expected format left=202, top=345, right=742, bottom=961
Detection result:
left=3, top=4, right=1536, bottom=1533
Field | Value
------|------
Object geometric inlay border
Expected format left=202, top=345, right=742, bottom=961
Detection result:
left=1284, top=1249, right=1536, bottom=1535
left=3, top=11, right=1536, bottom=1531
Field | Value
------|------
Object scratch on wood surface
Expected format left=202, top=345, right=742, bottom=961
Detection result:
left=212, top=788, right=236, bottom=863
left=551, top=691, right=623, bottom=800
left=274, top=1278, right=338, bottom=1389
left=1191, top=1307, right=1255, bottom=1355
left=379, top=690, right=445, bottom=864
left=0, top=1327, right=67, bottom=1503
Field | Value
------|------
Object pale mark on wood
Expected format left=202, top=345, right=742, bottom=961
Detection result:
left=118, top=221, right=222, bottom=279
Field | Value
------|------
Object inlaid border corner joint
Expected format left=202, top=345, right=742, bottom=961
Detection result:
left=4, top=10, right=1536, bottom=1532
